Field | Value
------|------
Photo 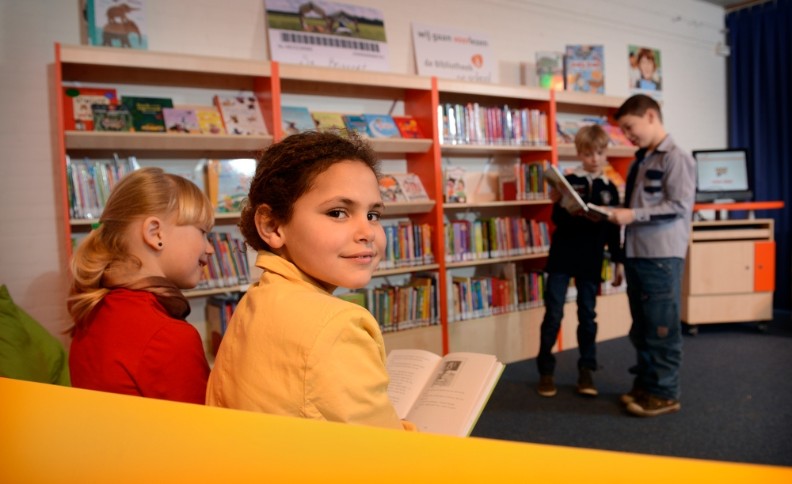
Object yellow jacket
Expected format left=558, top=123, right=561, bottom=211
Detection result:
left=207, top=251, right=406, bottom=430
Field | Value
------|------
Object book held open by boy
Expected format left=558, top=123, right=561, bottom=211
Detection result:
left=386, top=349, right=504, bottom=437
left=543, top=165, right=611, bottom=221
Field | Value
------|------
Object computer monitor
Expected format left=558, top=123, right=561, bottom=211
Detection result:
left=692, top=148, right=753, bottom=202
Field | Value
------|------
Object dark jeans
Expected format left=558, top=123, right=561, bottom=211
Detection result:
left=624, top=257, right=684, bottom=400
left=537, top=272, right=599, bottom=376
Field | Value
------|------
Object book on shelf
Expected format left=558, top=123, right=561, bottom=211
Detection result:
left=601, top=124, right=633, bottom=147
left=444, top=166, right=468, bottom=203
left=311, top=112, right=348, bottom=135
left=281, top=106, right=316, bottom=135
left=362, top=114, right=401, bottom=138
left=341, top=114, right=369, bottom=137
left=85, top=0, right=148, bottom=50
left=392, top=173, right=430, bottom=202
left=67, top=155, right=140, bottom=219
left=91, top=104, right=133, bottom=132
left=120, top=96, right=173, bottom=133
left=392, top=116, right=424, bottom=138
left=564, top=44, right=605, bottom=94
left=535, top=51, right=564, bottom=90
left=205, top=158, right=256, bottom=213
left=63, top=86, right=118, bottom=131
left=205, top=293, right=242, bottom=357
left=182, top=105, right=227, bottom=135
left=555, top=113, right=607, bottom=144
left=544, top=165, right=610, bottom=221
left=386, top=349, right=504, bottom=437
left=162, top=107, right=201, bottom=134
left=214, top=94, right=268, bottom=136
left=378, top=174, right=407, bottom=203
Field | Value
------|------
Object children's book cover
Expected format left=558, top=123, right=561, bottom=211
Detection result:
left=363, top=114, right=401, bottom=138
left=444, top=166, right=468, bottom=203
left=311, top=112, right=348, bottom=134
left=214, top=95, right=268, bottom=136
left=281, top=106, right=316, bottom=135
left=601, top=124, right=633, bottom=147
left=564, top=45, right=604, bottom=94
left=206, top=158, right=257, bottom=213
left=628, top=45, right=663, bottom=99
left=63, top=86, right=118, bottom=131
left=392, top=116, right=424, bottom=138
left=121, top=96, right=173, bottom=133
left=163, top=107, right=201, bottom=134
left=183, top=105, right=226, bottom=135
left=393, top=173, right=430, bottom=201
left=379, top=174, right=407, bottom=203
left=86, top=0, right=148, bottom=50
left=342, top=114, right=369, bottom=137
left=91, top=103, right=133, bottom=132
left=535, top=51, right=564, bottom=91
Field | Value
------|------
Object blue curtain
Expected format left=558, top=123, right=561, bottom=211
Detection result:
left=727, top=0, right=792, bottom=312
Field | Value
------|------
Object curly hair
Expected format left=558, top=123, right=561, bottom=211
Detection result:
left=239, top=131, right=381, bottom=252
left=67, top=167, right=214, bottom=331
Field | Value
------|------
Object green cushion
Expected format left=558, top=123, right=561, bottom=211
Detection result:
left=0, top=284, right=70, bottom=386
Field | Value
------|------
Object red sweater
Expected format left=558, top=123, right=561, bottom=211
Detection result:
left=70, top=289, right=209, bottom=404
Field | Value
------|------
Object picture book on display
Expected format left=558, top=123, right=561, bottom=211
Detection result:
left=184, top=105, right=226, bottom=135
left=214, top=95, right=268, bottom=136
left=206, top=158, right=257, bottom=213
left=91, top=104, right=133, bottom=132
left=544, top=165, right=610, bottom=221
left=392, top=173, right=430, bottom=201
left=85, top=0, right=148, bottom=50
left=444, top=166, right=467, bottom=203
left=311, top=112, right=347, bottom=134
left=121, top=96, right=173, bottom=133
left=163, top=108, right=200, bottom=134
left=564, top=44, right=605, bottom=94
left=386, top=349, right=504, bottom=437
left=392, top=116, right=424, bottom=138
left=342, top=115, right=369, bottom=137
left=63, top=86, right=118, bottom=131
left=379, top=174, right=407, bottom=203
left=363, top=114, right=401, bottom=138
left=281, top=106, right=316, bottom=135
left=535, top=51, right=564, bottom=90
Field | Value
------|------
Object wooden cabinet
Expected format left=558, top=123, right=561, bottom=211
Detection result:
left=682, top=219, right=775, bottom=325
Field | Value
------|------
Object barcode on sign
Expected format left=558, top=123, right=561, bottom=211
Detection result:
left=280, top=32, right=381, bottom=52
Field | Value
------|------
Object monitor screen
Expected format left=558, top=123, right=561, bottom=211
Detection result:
left=692, top=148, right=753, bottom=202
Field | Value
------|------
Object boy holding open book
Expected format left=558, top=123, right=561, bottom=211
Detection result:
left=536, top=125, right=624, bottom=398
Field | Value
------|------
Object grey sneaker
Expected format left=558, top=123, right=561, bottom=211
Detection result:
left=537, top=375, right=557, bottom=397
left=577, top=368, right=598, bottom=396
left=626, top=394, right=681, bottom=417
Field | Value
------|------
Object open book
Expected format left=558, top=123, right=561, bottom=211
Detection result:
left=386, top=349, right=504, bottom=437
left=543, top=165, right=611, bottom=222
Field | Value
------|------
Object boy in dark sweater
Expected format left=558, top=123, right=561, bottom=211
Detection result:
left=536, top=124, right=624, bottom=397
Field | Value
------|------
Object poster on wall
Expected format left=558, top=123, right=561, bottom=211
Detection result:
left=84, top=0, right=148, bottom=49
left=628, top=45, right=663, bottom=99
left=412, top=22, right=496, bottom=83
left=564, top=45, right=604, bottom=94
left=264, top=0, right=390, bottom=72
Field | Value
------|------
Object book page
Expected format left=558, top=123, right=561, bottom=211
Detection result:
left=544, top=165, right=588, bottom=214
left=385, top=349, right=442, bottom=419
left=404, top=352, right=504, bottom=437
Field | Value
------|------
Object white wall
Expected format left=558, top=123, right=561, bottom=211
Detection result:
left=0, top=0, right=726, bottom=345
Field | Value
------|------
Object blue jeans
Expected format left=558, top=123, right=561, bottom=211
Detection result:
left=537, top=272, right=599, bottom=376
left=624, top=257, right=684, bottom=400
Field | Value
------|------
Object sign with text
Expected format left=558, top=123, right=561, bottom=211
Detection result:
left=412, top=22, right=496, bottom=83
left=265, top=0, right=390, bottom=72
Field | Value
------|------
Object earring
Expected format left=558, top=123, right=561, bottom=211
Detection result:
left=158, top=242, right=163, bottom=248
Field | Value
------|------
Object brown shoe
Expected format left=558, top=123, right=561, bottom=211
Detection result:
left=620, top=387, right=648, bottom=405
left=626, top=394, right=681, bottom=417
left=537, top=375, right=557, bottom=397
left=577, top=368, right=598, bottom=397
